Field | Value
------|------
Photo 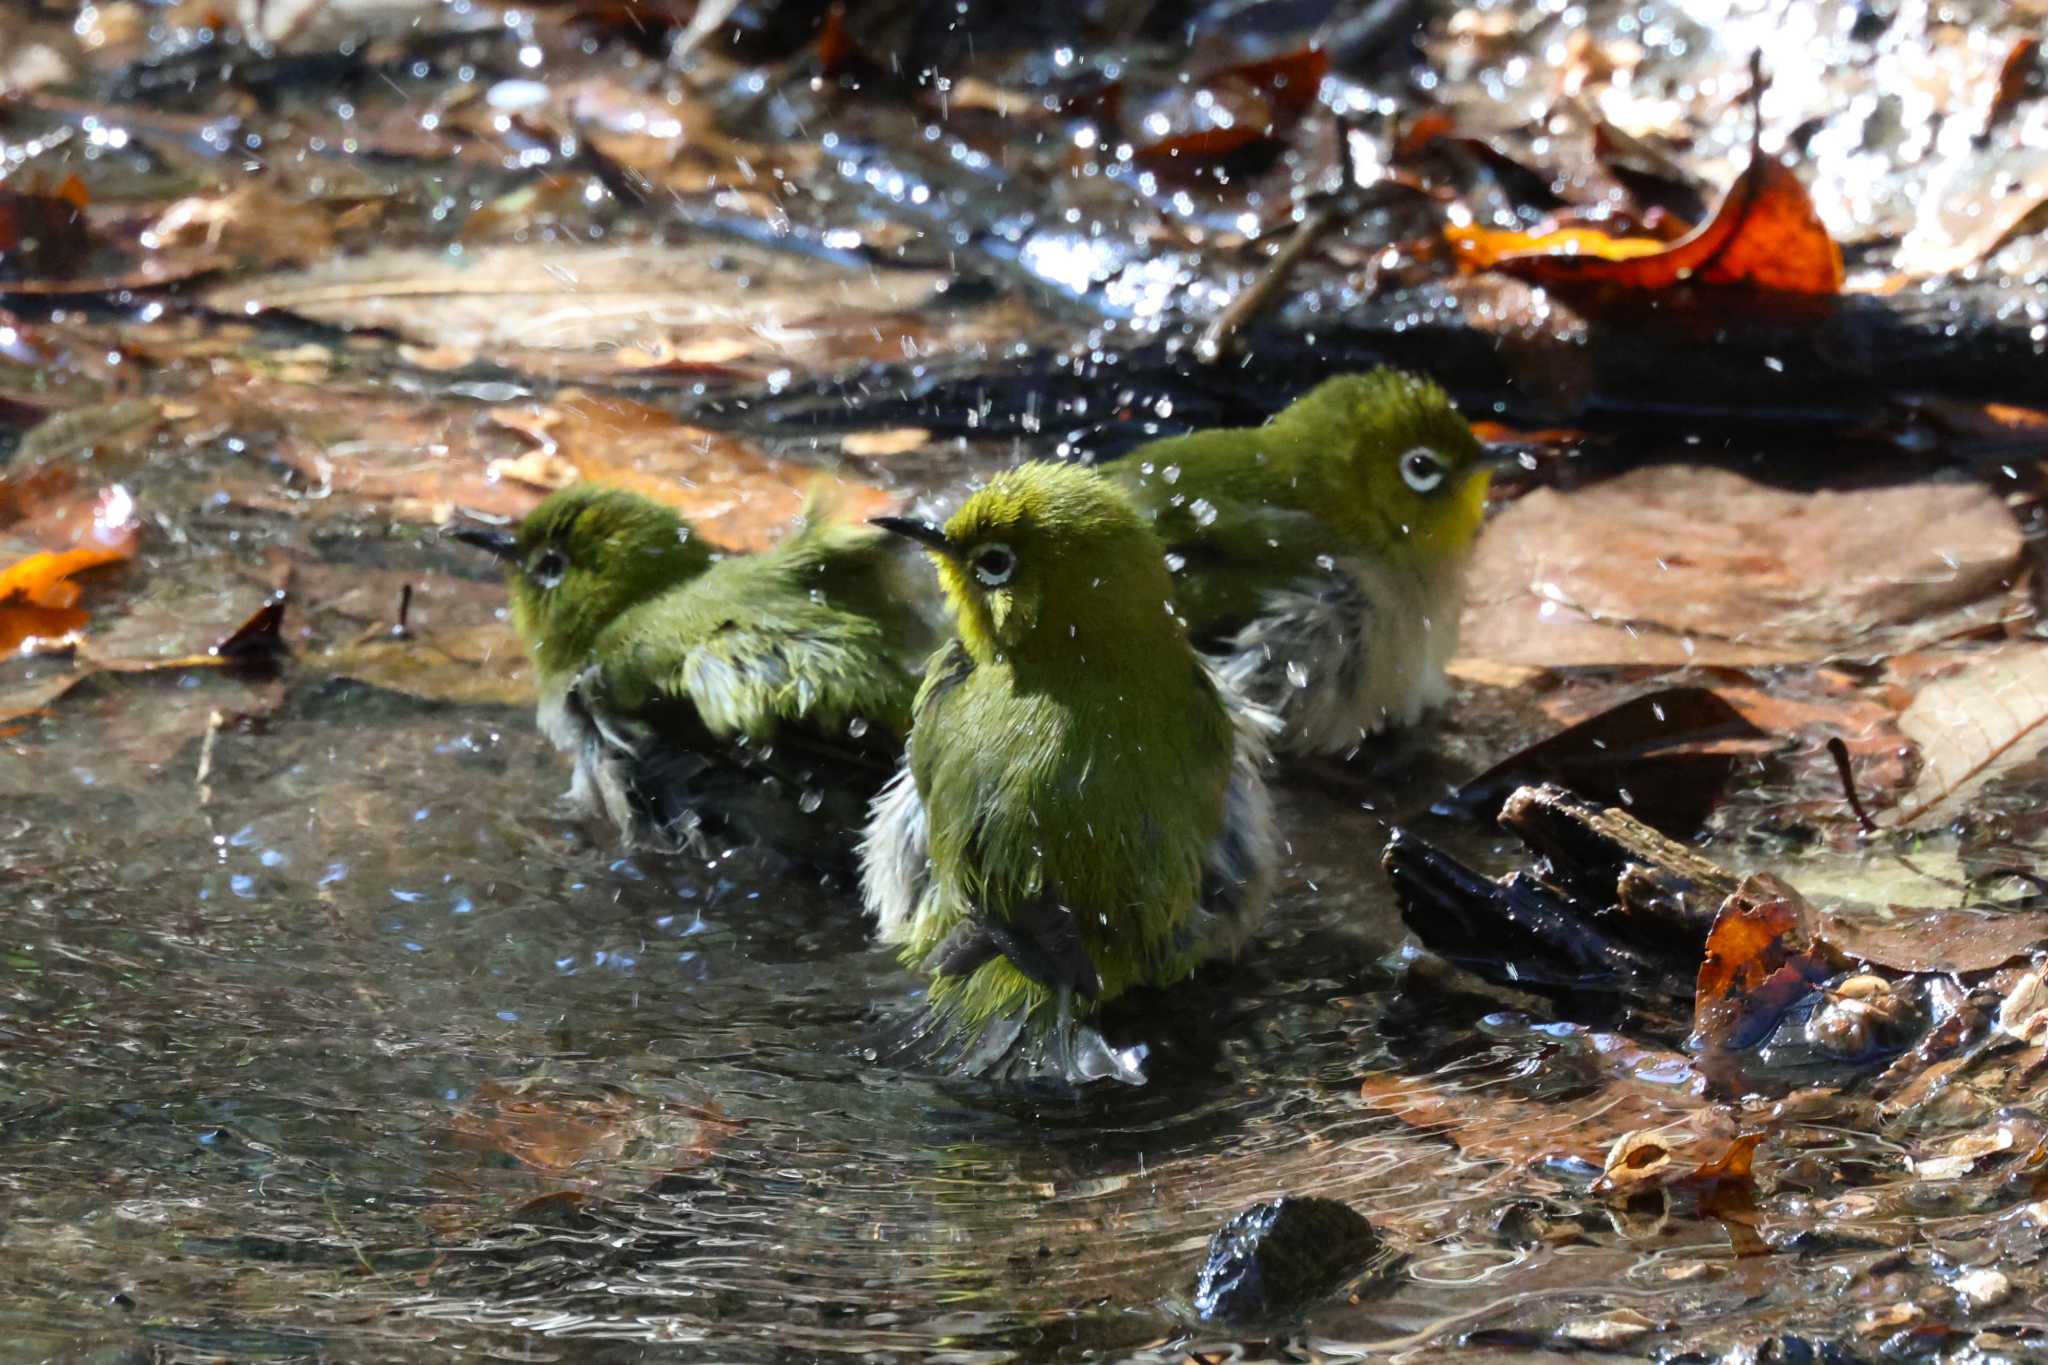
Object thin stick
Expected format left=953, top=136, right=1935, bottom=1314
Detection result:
left=1826, top=736, right=1877, bottom=834
left=195, top=708, right=224, bottom=807
left=1195, top=202, right=1342, bottom=365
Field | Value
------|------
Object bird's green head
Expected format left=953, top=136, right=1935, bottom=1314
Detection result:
left=1275, top=369, right=1490, bottom=560
left=455, top=482, right=715, bottom=680
left=874, top=462, right=1180, bottom=670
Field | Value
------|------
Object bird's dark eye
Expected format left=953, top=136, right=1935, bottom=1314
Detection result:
left=1400, top=448, right=1449, bottom=495
left=971, top=542, right=1017, bottom=587
left=529, top=548, right=569, bottom=589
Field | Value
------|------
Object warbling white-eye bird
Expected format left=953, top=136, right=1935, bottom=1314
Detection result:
left=455, top=481, right=934, bottom=867
left=861, top=462, right=1279, bottom=1085
left=1101, top=369, right=1490, bottom=757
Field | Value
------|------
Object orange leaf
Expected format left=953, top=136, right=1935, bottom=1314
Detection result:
left=1448, top=152, right=1843, bottom=295
left=0, top=545, right=128, bottom=609
left=1448, top=223, right=1670, bottom=269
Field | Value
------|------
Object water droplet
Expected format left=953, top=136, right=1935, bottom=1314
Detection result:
left=798, top=790, right=824, bottom=814
left=847, top=717, right=870, bottom=739
left=1285, top=661, right=1310, bottom=690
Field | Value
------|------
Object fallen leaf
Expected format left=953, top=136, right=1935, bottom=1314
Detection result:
left=1357, top=1035, right=1714, bottom=1178
left=1593, top=1129, right=1763, bottom=1196
left=841, top=427, right=930, bottom=457
left=440, top=1078, right=734, bottom=1181
left=0, top=667, right=94, bottom=724
left=206, top=241, right=963, bottom=382
left=1443, top=686, right=1772, bottom=837
left=1996, top=967, right=2048, bottom=1042
left=1449, top=150, right=1843, bottom=295
left=1910, top=1124, right=2013, bottom=1180
left=1460, top=467, right=2023, bottom=668
left=1691, top=873, right=1833, bottom=1059
left=1595, top=1129, right=1675, bottom=1188
left=1881, top=645, right=2048, bottom=828
left=490, top=390, right=893, bottom=551
left=1127, top=47, right=1329, bottom=173
left=1818, top=904, right=2048, bottom=975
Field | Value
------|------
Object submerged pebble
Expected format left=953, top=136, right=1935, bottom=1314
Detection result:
left=1191, top=1195, right=1381, bottom=1324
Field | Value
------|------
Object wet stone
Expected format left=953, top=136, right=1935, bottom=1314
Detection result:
left=1190, top=1195, right=1381, bottom=1324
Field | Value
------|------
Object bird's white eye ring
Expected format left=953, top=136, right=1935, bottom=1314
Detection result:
left=530, top=547, right=569, bottom=589
left=1400, top=448, right=1449, bottom=495
left=971, top=542, right=1017, bottom=587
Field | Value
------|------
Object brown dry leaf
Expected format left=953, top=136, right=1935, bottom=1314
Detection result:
left=1818, top=904, right=2048, bottom=975
left=1985, top=36, right=2043, bottom=138
left=1449, top=150, right=1843, bottom=294
left=841, top=427, right=931, bottom=458
left=1593, top=1129, right=1763, bottom=1195
left=440, top=1078, right=735, bottom=1187
left=199, top=374, right=541, bottom=524
left=491, top=390, right=894, bottom=552
left=1881, top=645, right=2048, bottom=828
left=1357, top=1049, right=1714, bottom=1178
left=207, top=242, right=954, bottom=375
left=1460, top=467, right=2023, bottom=668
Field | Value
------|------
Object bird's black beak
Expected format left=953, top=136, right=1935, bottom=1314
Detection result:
left=451, top=525, right=520, bottom=561
left=870, top=516, right=954, bottom=555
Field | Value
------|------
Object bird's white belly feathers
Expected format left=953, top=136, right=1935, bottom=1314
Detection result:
left=1217, top=552, right=1467, bottom=757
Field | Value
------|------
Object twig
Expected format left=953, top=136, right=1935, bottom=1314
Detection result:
left=195, top=708, right=225, bottom=807
left=392, top=583, right=414, bottom=641
left=1826, top=736, right=1877, bottom=834
left=1195, top=202, right=1342, bottom=365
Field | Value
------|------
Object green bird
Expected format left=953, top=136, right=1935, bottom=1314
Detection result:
left=1103, top=369, right=1490, bottom=757
left=456, top=481, right=933, bottom=866
left=863, top=462, right=1278, bottom=1084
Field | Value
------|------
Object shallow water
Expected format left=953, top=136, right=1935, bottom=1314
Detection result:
left=0, top=643, right=1943, bottom=1362
left=6, top=0, right=2048, bottom=1359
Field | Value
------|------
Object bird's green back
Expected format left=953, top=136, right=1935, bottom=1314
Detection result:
left=1106, top=369, right=1488, bottom=641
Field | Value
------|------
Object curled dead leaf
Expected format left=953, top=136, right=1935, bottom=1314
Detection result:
left=1449, top=151, right=1843, bottom=295
left=1594, top=1129, right=1763, bottom=1196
